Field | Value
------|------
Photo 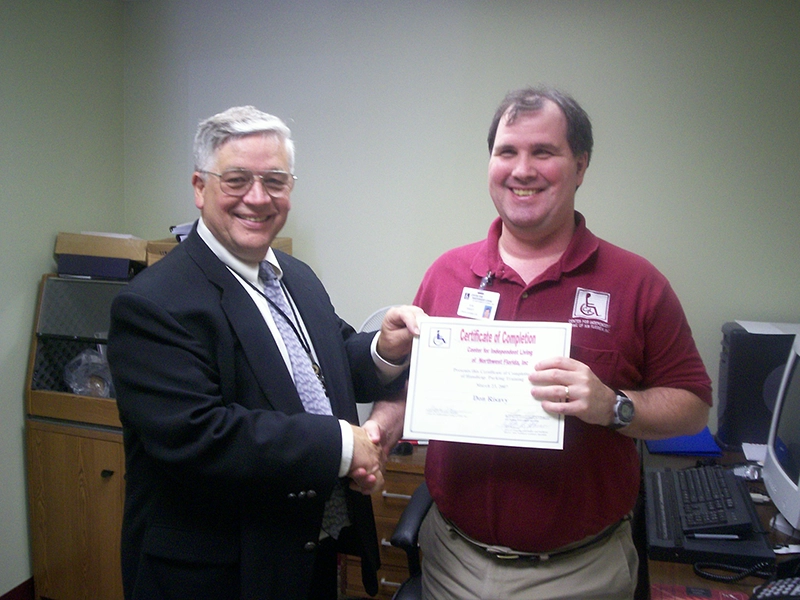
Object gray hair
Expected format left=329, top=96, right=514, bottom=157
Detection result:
left=193, top=105, right=295, bottom=172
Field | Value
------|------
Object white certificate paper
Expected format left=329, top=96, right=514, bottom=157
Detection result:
left=404, top=317, right=572, bottom=449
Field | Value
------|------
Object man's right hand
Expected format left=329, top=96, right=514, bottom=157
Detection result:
left=348, top=424, right=384, bottom=495
left=375, top=305, right=425, bottom=364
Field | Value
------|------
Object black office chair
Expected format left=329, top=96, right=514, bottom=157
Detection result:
left=388, top=482, right=433, bottom=600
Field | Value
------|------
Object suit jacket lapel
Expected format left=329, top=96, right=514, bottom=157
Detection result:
left=183, top=231, right=306, bottom=415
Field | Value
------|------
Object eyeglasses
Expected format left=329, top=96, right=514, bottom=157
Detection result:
left=201, top=168, right=297, bottom=197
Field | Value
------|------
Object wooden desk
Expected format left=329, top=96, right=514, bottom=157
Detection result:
left=649, top=560, right=758, bottom=596
left=644, top=448, right=780, bottom=598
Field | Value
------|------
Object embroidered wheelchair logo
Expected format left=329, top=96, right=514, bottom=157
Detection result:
left=572, top=288, right=610, bottom=323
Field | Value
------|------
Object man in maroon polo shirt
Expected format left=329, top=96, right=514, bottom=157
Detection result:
left=413, top=87, right=712, bottom=599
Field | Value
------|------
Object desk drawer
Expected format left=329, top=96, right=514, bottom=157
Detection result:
left=376, top=515, right=412, bottom=567
left=372, top=470, right=425, bottom=520
left=345, top=557, right=410, bottom=600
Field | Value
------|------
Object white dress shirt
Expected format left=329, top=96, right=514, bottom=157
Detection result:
left=196, top=218, right=403, bottom=476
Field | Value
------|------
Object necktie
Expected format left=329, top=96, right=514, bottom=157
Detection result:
left=259, top=262, right=350, bottom=538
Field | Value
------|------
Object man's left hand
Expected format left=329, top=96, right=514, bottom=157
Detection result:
left=529, top=356, right=616, bottom=426
left=528, top=355, right=710, bottom=439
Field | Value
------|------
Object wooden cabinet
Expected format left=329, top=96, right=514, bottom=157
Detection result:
left=26, top=420, right=125, bottom=600
left=344, top=446, right=426, bottom=600
left=25, top=275, right=126, bottom=600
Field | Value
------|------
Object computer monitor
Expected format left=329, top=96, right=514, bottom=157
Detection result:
left=763, top=334, right=800, bottom=535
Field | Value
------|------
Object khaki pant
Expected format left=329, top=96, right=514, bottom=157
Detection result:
left=419, top=504, right=638, bottom=600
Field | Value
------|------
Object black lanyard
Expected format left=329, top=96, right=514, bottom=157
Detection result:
left=239, top=272, right=327, bottom=391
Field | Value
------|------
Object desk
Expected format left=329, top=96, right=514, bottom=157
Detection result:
left=643, top=447, right=783, bottom=598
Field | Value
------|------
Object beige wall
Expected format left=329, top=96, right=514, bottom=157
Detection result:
left=1, top=0, right=798, bottom=594
left=0, top=1, right=124, bottom=593
left=122, top=1, right=800, bottom=412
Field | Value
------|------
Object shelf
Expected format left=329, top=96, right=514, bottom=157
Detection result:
left=25, top=275, right=122, bottom=429
left=27, top=389, right=121, bottom=429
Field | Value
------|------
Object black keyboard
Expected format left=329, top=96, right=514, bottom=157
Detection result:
left=649, top=465, right=753, bottom=539
left=644, top=465, right=775, bottom=567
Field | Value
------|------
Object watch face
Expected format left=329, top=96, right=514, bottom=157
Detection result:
left=618, top=400, right=634, bottom=422
left=611, top=392, right=634, bottom=429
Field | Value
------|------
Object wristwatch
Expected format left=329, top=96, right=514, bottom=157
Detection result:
left=610, top=390, right=634, bottom=430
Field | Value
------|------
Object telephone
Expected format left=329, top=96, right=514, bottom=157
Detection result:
left=749, top=576, right=800, bottom=599
left=749, top=556, right=800, bottom=599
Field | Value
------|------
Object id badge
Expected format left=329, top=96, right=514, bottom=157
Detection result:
left=457, top=287, right=500, bottom=320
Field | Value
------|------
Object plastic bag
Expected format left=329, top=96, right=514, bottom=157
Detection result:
left=64, top=349, right=114, bottom=398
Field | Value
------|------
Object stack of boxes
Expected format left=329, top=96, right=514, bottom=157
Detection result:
left=54, top=232, right=179, bottom=280
left=53, top=231, right=292, bottom=280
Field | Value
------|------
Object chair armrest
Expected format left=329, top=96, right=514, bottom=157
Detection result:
left=390, top=482, right=433, bottom=576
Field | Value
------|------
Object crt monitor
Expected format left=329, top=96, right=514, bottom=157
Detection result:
left=763, top=334, right=800, bottom=534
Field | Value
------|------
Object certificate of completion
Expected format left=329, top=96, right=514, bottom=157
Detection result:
left=403, top=317, right=572, bottom=449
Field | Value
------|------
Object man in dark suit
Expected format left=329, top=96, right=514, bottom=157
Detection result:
left=107, top=105, right=422, bottom=600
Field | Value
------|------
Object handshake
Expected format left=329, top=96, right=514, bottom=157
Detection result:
left=347, top=388, right=408, bottom=496
left=346, top=305, right=423, bottom=495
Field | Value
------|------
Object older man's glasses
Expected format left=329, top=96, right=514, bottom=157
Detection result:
left=201, top=168, right=296, bottom=197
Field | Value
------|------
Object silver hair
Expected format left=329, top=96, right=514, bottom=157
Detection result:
left=193, top=105, right=295, bottom=173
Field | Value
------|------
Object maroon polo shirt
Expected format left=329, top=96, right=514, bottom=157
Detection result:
left=414, top=212, right=712, bottom=552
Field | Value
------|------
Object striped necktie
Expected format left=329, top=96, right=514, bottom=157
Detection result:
left=259, top=262, right=350, bottom=538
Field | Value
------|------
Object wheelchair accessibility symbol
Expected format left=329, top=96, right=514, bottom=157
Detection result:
left=572, top=288, right=610, bottom=322
left=428, top=327, right=451, bottom=348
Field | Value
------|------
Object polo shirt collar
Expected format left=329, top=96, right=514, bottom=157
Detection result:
left=472, top=211, right=600, bottom=286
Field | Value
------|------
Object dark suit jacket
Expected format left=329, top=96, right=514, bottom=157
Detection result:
left=108, top=226, right=391, bottom=599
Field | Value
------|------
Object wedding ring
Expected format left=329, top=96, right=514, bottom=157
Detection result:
left=564, top=386, right=570, bottom=401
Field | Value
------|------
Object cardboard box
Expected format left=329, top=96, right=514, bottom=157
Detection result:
left=55, top=232, right=148, bottom=280
left=146, top=238, right=179, bottom=266
left=272, top=237, right=292, bottom=255
left=56, top=254, right=145, bottom=280
left=55, top=233, right=292, bottom=277
left=55, top=232, right=148, bottom=262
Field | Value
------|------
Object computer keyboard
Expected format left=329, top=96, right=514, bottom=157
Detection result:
left=650, top=465, right=754, bottom=539
left=645, top=464, right=775, bottom=567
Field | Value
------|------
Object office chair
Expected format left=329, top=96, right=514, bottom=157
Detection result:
left=356, top=305, right=399, bottom=424
left=359, top=305, right=398, bottom=333
left=388, top=482, right=433, bottom=600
